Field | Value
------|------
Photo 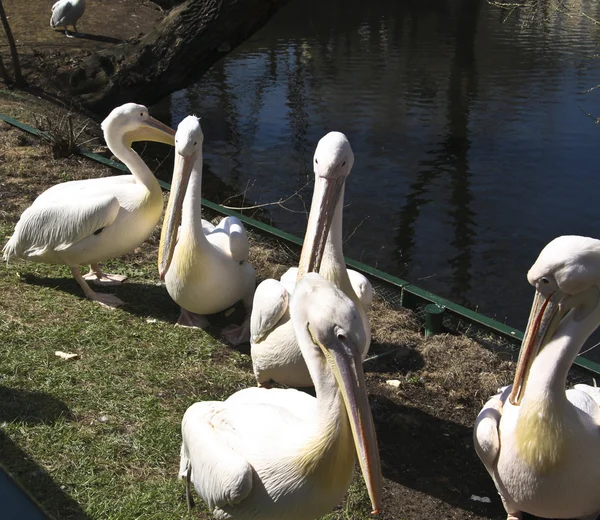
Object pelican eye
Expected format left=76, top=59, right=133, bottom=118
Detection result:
left=337, top=332, right=346, bottom=341
left=541, top=277, right=550, bottom=285
left=140, top=112, right=144, bottom=117
left=315, top=158, right=319, bottom=164
left=194, top=141, right=198, bottom=146
left=341, top=160, right=346, bottom=167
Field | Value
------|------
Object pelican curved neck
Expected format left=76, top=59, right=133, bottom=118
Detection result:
left=299, top=347, right=351, bottom=461
left=320, top=185, right=354, bottom=299
left=105, top=132, right=160, bottom=193
left=524, top=316, right=594, bottom=403
left=180, top=152, right=208, bottom=241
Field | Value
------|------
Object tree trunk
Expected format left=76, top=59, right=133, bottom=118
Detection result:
left=0, top=0, right=24, bottom=86
left=0, top=54, right=10, bottom=84
left=65, top=0, right=290, bottom=115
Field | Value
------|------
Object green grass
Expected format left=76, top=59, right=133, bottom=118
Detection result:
left=0, top=219, right=373, bottom=520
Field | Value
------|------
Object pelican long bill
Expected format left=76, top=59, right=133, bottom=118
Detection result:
left=158, top=153, right=194, bottom=279
left=296, top=174, right=345, bottom=281
left=509, top=290, right=565, bottom=405
left=127, top=116, right=176, bottom=145
left=310, top=324, right=383, bottom=514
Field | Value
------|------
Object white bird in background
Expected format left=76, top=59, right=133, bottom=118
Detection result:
left=50, top=0, right=86, bottom=38
left=179, top=272, right=382, bottom=520
left=250, top=132, right=372, bottom=387
left=474, top=235, right=600, bottom=520
left=3, top=103, right=175, bottom=308
left=158, top=116, right=256, bottom=344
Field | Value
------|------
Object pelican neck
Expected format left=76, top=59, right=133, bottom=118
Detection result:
left=106, top=134, right=160, bottom=194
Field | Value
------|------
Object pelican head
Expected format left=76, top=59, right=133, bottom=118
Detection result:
left=291, top=273, right=382, bottom=514
left=297, top=132, right=354, bottom=280
left=510, top=235, right=600, bottom=405
left=158, top=116, right=204, bottom=279
left=101, top=103, right=175, bottom=147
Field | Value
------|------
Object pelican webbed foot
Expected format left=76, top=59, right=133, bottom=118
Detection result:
left=83, top=264, right=128, bottom=286
left=177, top=309, right=209, bottom=329
left=221, top=315, right=251, bottom=346
left=71, top=266, right=125, bottom=308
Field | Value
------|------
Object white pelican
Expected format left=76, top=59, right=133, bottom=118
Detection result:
left=250, top=132, right=371, bottom=387
left=50, top=0, right=86, bottom=37
left=179, top=272, right=383, bottom=519
left=158, top=116, right=255, bottom=344
left=474, top=235, right=600, bottom=520
left=2, top=103, right=175, bottom=308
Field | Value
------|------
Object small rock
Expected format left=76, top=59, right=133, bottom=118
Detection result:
left=386, top=379, right=401, bottom=388
left=470, top=495, right=491, bottom=503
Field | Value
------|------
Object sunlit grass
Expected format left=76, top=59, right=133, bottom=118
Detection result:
left=0, top=211, right=374, bottom=519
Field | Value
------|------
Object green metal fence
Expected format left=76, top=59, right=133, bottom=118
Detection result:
left=2, top=112, right=600, bottom=376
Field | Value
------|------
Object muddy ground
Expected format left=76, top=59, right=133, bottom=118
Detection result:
left=0, top=1, right=595, bottom=519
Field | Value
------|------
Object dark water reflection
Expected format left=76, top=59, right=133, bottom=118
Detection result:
left=170, top=0, right=600, bottom=353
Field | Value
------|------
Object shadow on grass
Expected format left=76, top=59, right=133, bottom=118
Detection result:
left=0, top=433, right=90, bottom=520
left=21, top=273, right=253, bottom=353
left=371, top=394, right=505, bottom=518
left=0, top=388, right=88, bottom=519
left=0, top=386, right=73, bottom=425
left=52, top=30, right=123, bottom=44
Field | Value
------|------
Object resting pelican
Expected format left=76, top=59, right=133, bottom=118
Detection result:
left=250, top=132, right=371, bottom=387
left=50, top=0, right=85, bottom=37
left=158, top=116, right=255, bottom=344
left=3, top=103, right=175, bottom=308
left=474, top=235, right=600, bottom=520
left=179, top=272, right=382, bottom=519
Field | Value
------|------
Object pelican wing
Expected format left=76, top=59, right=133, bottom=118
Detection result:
left=4, top=195, right=120, bottom=260
left=50, top=0, right=72, bottom=26
left=568, top=385, right=600, bottom=422
left=180, top=402, right=253, bottom=510
left=473, top=386, right=510, bottom=475
left=250, top=279, right=289, bottom=344
left=212, top=216, right=249, bottom=263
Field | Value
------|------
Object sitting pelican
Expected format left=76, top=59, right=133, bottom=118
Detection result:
left=3, top=103, right=175, bottom=308
left=50, top=0, right=86, bottom=37
left=158, top=116, right=255, bottom=344
left=179, top=272, right=383, bottom=519
left=474, top=235, right=600, bottom=520
left=250, top=132, right=371, bottom=387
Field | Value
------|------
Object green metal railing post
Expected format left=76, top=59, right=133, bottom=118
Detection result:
left=424, top=303, right=445, bottom=336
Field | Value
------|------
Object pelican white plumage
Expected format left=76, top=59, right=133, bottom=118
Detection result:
left=158, top=116, right=255, bottom=344
left=250, top=132, right=371, bottom=387
left=3, top=103, right=175, bottom=308
left=179, top=272, right=382, bottom=519
left=474, top=235, right=600, bottom=520
left=50, top=0, right=86, bottom=37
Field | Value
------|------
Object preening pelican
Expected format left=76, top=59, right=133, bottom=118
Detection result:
left=250, top=132, right=371, bottom=387
left=158, top=116, right=255, bottom=344
left=179, top=272, right=382, bottom=519
left=50, top=0, right=85, bottom=37
left=474, top=235, right=600, bottom=520
left=3, top=103, right=175, bottom=308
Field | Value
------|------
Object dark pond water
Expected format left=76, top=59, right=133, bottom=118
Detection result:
left=169, top=0, right=600, bottom=349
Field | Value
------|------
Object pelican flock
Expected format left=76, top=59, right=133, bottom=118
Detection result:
left=3, top=103, right=175, bottom=308
left=250, top=131, right=372, bottom=387
left=474, top=235, right=600, bottom=520
left=179, top=272, right=382, bottom=519
left=158, top=116, right=256, bottom=344
left=50, top=0, right=86, bottom=37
